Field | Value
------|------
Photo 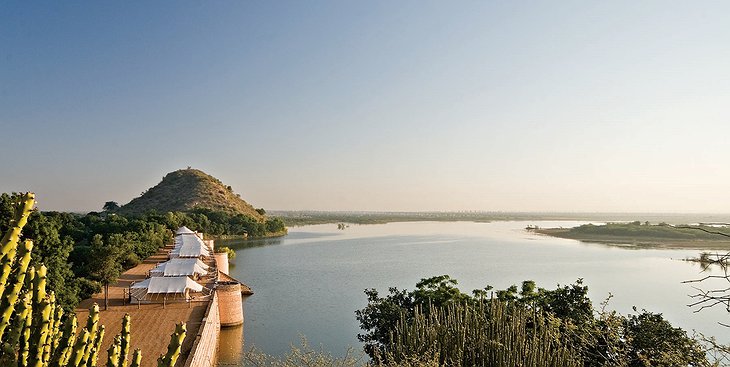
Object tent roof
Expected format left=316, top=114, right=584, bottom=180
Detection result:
left=151, top=258, right=209, bottom=277
left=171, top=235, right=210, bottom=257
left=175, top=226, right=196, bottom=235
left=170, top=243, right=210, bottom=258
left=173, top=234, right=206, bottom=248
left=131, top=276, right=203, bottom=293
left=170, top=236, right=210, bottom=257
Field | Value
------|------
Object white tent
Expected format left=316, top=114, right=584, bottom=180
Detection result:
left=173, top=233, right=208, bottom=249
left=170, top=235, right=211, bottom=258
left=150, top=258, right=209, bottom=277
left=131, top=276, right=204, bottom=294
left=170, top=243, right=210, bottom=258
left=175, top=226, right=196, bottom=235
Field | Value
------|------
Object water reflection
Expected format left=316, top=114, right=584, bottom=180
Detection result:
left=217, top=324, right=244, bottom=365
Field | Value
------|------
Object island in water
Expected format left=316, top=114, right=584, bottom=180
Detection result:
left=533, top=221, right=730, bottom=250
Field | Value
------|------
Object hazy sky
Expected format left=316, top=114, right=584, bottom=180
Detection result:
left=2, top=1, right=730, bottom=212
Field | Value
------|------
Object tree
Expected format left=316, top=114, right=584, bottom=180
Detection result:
left=89, top=234, right=123, bottom=310
left=103, top=201, right=120, bottom=212
left=676, top=225, right=730, bottom=327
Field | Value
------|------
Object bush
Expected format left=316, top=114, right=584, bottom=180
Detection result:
left=121, top=252, right=141, bottom=268
left=76, top=277, right=102, bottom=300
left=216, top=246, right=236, bottom=260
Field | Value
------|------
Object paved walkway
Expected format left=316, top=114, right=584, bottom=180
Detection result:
left=76, top=245, right=210, bottom=367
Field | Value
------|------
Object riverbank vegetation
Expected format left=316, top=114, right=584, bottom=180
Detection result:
left=356, top=276, right=711, bottom=366
left=0, top=192, right=285, bottom=310
left=535, top=221, right=730, bottom=249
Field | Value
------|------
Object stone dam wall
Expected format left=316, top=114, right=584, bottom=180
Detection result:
left=183, top=292, right=220, bottom=367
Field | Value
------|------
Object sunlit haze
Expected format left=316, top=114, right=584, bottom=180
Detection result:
left=2, top=1, right=730, bottom=212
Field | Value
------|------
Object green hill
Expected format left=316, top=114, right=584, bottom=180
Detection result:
left=118, top=168, right=264, bottom=220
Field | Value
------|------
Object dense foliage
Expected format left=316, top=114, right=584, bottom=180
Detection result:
left=357, top=276, right=709, bottom=367
left=140, top=208, right=286, bottom=237
left=0, top=193, right=285, bottom=310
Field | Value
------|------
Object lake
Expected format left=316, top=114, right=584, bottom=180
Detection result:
left=216, top=221, right=729, bottom=364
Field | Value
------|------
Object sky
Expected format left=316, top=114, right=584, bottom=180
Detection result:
left=2, top=1, right=730, bottom=213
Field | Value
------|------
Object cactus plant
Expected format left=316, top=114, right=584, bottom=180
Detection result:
left=0, top=240, right=32, bottom=341
left=106, top=335, right=121, bottom=367
left=79, top=304, right=100, bottom=366
left=0, top=192, right=35, bottom=258
left=118, top=314, right=130, bottom=367
left=157, top=322, right=186, bottom=367
left=51, top=314, right=77, bottom=367
left=69, top=329, right=90, bottom=367
left=87, top=325, right=105, bottom=367
left=129, top=349, right=142, bottom=367
left=18, top=293, right=34, bottom=367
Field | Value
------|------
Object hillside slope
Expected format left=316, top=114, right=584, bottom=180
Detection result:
left=118, top=169, right=264, bottom=220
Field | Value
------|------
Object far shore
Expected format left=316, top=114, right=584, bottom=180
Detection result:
left=211, top=229, right=288, bottom=240
left=273, top=211, right=730, bottom=227
left=535, top=228, right=730, bottom=250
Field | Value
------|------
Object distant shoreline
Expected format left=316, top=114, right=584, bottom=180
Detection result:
left=273, top=211, right=730, bottom=227
left=211, top=229, right=288, bottom=240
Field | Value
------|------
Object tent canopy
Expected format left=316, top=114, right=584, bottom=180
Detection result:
left=151, top=258, right=209, bottom=277
left=171, top=234, right=210, bottom=257
left=131, top=276, right=203, bottom=294
left=174, top=234, right=205, bottom=247
left=175, top=226, right=196, bottom=235
left=170, top=243, right=210, bottom=258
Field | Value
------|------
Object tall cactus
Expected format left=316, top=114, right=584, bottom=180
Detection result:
left=28, top=291, right=52, bottom=367
left=0, top=245, right=18, bottom=301
left=157, top=322, right=187, bottom=367
left=88, top=325, right=105, bottom=367
left=0, top=192, right=35, bottom=258
left=49, top=305, right=64, bottom=357
left=129, top=349, right=142, bottom=367
left=79, top=304, right=100, bottom=366
left=118, top=314, right=131, bottom=367
left=17, top=293, right=34, bottom=367
left=0, top=239, right=33, bottom=341
left=51, top=314, right=77, bottom=367
left=106, top=335, right=121, bottom=367
left=69, top=329, right=91, bottom=367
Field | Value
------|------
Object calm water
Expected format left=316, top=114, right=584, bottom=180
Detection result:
left=217, top=221, right=729, bottom=364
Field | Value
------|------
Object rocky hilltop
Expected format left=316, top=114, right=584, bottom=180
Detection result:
left=118, top=168, right=264, bottom=220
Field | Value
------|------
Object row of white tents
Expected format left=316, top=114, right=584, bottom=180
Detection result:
left=130, top=226, right=214, bottom=301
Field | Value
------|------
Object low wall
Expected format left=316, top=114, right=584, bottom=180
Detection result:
left=183, top=292, right=220, bottom=367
